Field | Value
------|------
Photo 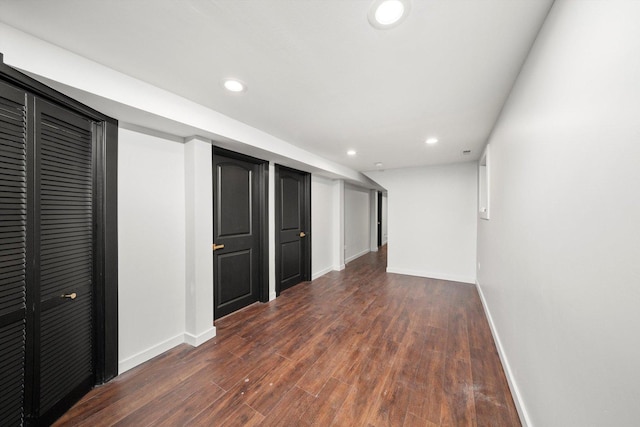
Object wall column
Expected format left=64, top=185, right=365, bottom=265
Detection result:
left=268, top=162, right=277, bottom=300
left=332, top=180, right=345, bottom=271
left=184, top=136, right=215, bottom=346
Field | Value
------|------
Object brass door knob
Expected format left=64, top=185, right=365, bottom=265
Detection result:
left=299, top=232, right=306, bottom=238
left=212, top=243, right=225, bottom=251
left=62, top=292, right=77, bottom=300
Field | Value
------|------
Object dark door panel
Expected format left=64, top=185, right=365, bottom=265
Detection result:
left=35, top=99, right=95, bottom=423
left=216, top=249, right=253, bottom=309
left=213, top=151, right=266, bottom=319
left=0, top=80, right=28, bottom=426
left=217, top=164, right=252, bottom=237
left=275, top=166, right=310, bottom=294
left=281, top=240, right=301, bottom=281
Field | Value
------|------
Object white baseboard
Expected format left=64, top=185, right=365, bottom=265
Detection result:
left=184, top=326, right=216, bottom=347
left=119, top=327, right=217, bottom=375
left=334, top=263, right=345, bottom=271
left=345, top=249, right=370, bottom=264
left=385, top=267, right=475, bottom=284
left=269, top=291, right=277, bottom=301
left=118, top=333, right=184, bottom=375
left=312, top=265, right=334, bottom=280
left=475, top=280, right=531, bottom=427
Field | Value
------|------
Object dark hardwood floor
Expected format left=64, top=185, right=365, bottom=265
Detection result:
left=54, top=246, right=520, bottom=426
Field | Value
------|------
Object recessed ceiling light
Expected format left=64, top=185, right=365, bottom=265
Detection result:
left=222, top=78, right=246, bottom=93
left=368, top=0, right=411, bottom=29
left=375, top=162, right=383, bottom=167
left=347, top=150, right=357, bottom=156
left=425, top=138, right=438, bottom=145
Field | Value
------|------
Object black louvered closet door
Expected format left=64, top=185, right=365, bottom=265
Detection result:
left=0, top=80, right=28, bottom=426
left=0, top=79, right=98, bottom=426
left=34, top=99, right=95, bottom=422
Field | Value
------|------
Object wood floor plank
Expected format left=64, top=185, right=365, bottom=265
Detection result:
left=111, top=365, right=225, bottom=426
left=331, top=354, right=393, bottom=426
left=470, top=350, right=522, bottom=427
left=407, top=350, right=447, bottom=424
left=299, top=378, right=351, bottom=426
left=441, top=357, right=477, bottom=427
left=367, top=380, right=411, bottom=427
left=260, top=386, right=315, bottom=427
left=403, top=412, right=440, bottom=427
left=446, top=305, right=471, bottom=361
left=243, top=357, right=312, bottom=416
left=206, top=403, right=265, bottom=427
left=52, top=246, right=520, bottom=426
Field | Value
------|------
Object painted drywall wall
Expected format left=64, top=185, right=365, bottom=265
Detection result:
left=381, top=193, right=388, bottom=244
left=311, top=175, right=336, bottom=279
left=344, top=185, right=371, bottom=263
left=366, top=163, right=477, bottom=283
left=476, top=1, right=640, bottom=426
left=184, top=137, right=215, bottom=346
left=117, top=127, right=186, bottom=373
left=268, top=163, right=277, bottom=300
left=332, top=180, right=346, bottom=271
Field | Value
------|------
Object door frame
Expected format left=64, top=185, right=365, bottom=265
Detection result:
left=0, top=54, right=119, bottom=420
left=377, top=191, right=383, bottom=247
left=212, top=147, right=269, bottom=315
left=274, top=165, right=311, bottom=296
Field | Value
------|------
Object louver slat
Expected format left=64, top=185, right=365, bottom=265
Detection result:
left=0, top=81, right=27, bottom=426
left=37, top=102, right=94, bottom=416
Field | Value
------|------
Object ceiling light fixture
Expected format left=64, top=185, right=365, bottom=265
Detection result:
left=375, top=162, right=383, bottom=167
left=347, top=150, right=357, bottom=156
left=222, top=78, right=246, bottom=93
left=368, top=0, right=411, bottom=30
left=425, top=138, right=438, bottom=145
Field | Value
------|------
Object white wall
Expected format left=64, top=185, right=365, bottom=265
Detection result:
left=477, top=1, right=640, bottom=426
left=381, top=193, right=388, bottom=244
left=184, top=137, right=215, bottom=346
left=332, top=180, right=346, bottom=271
left=344, top=185, right=371, bottom=263
left=117, top=127, right=186, bottom=373
left=311, top=175, right=336, bottom=279
left=366, top=163, right=477, bottom=283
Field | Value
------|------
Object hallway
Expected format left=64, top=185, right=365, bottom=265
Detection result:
left=54, top=247, right=519, bottom=426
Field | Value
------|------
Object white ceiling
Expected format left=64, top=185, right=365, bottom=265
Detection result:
left=0, top=0, right=553, bottom=172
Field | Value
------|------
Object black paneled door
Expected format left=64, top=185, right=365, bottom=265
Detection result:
left=212, top=151, right=264, bottom=319
left=275, top=166, right=310, bottom=295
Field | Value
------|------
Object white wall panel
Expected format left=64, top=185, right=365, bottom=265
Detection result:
left=477, top=1, right=640, bottom=425
left=311, top=175, right=335, bottom=279
left=367, top=163, right=477, bottom=283
left=344, top=185, right=371, bottom=263
left=117, top=127, right=186, bottom=373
